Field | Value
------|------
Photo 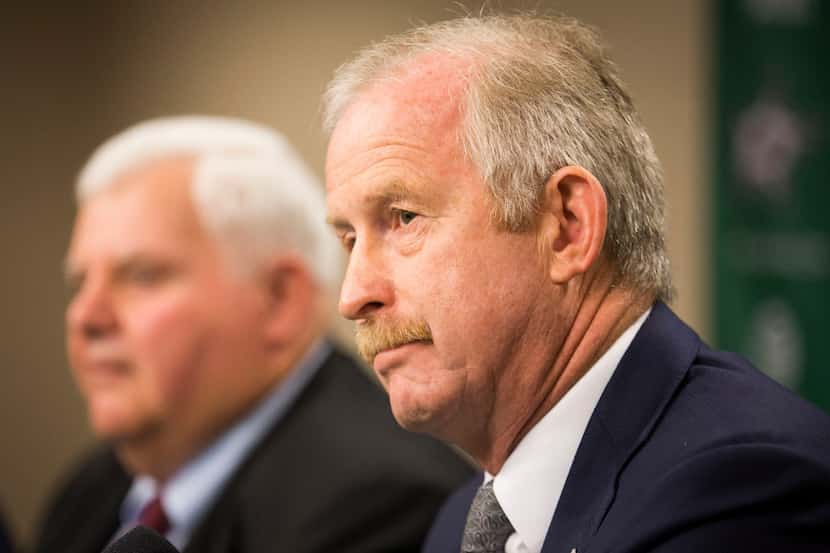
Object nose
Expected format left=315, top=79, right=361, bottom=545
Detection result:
left=66, top=275, right=118, bottom=340
left=338, top=242, right=394, bottom=321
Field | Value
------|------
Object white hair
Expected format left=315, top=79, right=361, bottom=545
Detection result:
left=78, top=116, right=342, bottom=291
left=323, top=14, right=674, bottom=301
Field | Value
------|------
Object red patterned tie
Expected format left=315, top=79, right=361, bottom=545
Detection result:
left=137, top=495, right=170, bottom=535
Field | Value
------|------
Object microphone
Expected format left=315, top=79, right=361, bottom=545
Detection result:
left=102, top=526, right=179, bottom=553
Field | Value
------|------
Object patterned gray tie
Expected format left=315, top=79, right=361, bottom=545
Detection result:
left=461, top=481, right=515, bottom=553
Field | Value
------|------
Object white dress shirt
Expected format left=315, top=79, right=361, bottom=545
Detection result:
left=487, top=309, right=650, bottom=553
left=116, top=340, right=331, bottom=551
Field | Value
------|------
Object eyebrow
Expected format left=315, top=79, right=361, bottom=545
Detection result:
left=326, top=179, right=432, bottom=229
left=373, top=180, right=413, bottom=203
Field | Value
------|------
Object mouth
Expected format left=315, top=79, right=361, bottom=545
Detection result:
left=373, top=340, right=433, bottom=373
left=82, top=358, right=132, bottom=384
left=355, top=317, right=433, bottom=367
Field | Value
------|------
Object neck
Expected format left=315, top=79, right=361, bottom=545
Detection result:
left=473, top=276, right=653, bottom=474
left=116, top=328, right=326, bottom=482
left=115, top=429, right=200, bottom=483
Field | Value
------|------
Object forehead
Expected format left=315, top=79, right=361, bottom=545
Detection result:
left=331, top=56, right=476, bottom=163
left=325, top=54, right=481, bottom=206
left=68, top=158, right=208, bottom=261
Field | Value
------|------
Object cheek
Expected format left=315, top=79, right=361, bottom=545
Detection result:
left=418, top=237, right=544, bottom=362
left=123, top=294, right=211, bottom=399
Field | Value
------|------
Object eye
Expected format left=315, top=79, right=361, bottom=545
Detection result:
left=124, top=264, right=171, bottom=286
left=395, top=209, right=419, bottom=226
left=341, top=234, right=355, bottom=252
left=337, top=230, right=356, bottom=252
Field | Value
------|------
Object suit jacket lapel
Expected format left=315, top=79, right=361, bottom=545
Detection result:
left=422, top=477, right=480, bottom=553
left=541, top=302, right=700, bottom=553
left=182, top=349, right=338, bottom=553
left=183, top=514, right=233, bottom=553
left=78, top=495, right=126, bottom=553
left=63, top=450, right=131, bottom=553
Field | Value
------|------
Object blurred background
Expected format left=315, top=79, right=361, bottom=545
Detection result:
left=0, top=0, right=826, bottom=547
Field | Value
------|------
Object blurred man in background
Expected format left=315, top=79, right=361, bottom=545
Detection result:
left=34, top=116, right=472, bottom=553
left=323, top=13, right=830, bottom=552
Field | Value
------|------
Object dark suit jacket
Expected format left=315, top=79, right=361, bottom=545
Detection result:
left=424, top=303, right=830, bottom=552
left=0, top=508, right=13, bottom=553
left=34, top=347, right=474, bottom=553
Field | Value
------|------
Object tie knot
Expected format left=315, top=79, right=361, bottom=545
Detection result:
left=137, top=495, right=170, bottom=535
left=461, top=481, right=514, bottom=553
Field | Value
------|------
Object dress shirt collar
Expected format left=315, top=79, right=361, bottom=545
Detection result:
left=487, top=309, right=650, bottom=553
left=119, top=339, right=332, bottom=550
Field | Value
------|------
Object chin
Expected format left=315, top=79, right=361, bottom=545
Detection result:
left=90, top=416, right=136, bottom=441
left=87, top=402, right=153, bottom=442
left=387, top=383, right=454, bottom=439
left=390, top=403, right=433, bottom=433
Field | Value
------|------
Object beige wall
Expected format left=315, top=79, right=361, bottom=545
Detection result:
left=0, top=1, right=709, bottom=545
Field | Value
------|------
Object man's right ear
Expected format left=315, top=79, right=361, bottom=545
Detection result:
left=536, top=165, right=608, bottom=285
left=259, top=255, right=318, bottom=349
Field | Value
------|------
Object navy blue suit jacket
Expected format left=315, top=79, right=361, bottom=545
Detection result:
left=424, top=303, right=830, bottom=552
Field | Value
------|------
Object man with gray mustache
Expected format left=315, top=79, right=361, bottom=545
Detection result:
left=323, top=13, right=830, bottom=553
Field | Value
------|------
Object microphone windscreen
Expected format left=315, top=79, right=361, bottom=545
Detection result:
left=102, top=526, right=179, bottom=553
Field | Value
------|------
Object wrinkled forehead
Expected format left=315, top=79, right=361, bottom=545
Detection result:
left=334, top=53, right=475, bottom=133
left=325, top=53, right=476, bottom=188
left=377, top=51, right=476, bottom=123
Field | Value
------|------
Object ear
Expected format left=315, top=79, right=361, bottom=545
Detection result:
left=259, top=255, right=318, bottom=348
left=538, top=165, right=607, bottom=284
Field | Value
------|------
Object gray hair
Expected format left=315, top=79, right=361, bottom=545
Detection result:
left=78, top=116, right=342, bottom=292
left=323, top=14, right=673, bottom=301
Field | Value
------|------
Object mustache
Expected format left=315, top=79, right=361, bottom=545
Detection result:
left=355, top=318, right=433, bottom=364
